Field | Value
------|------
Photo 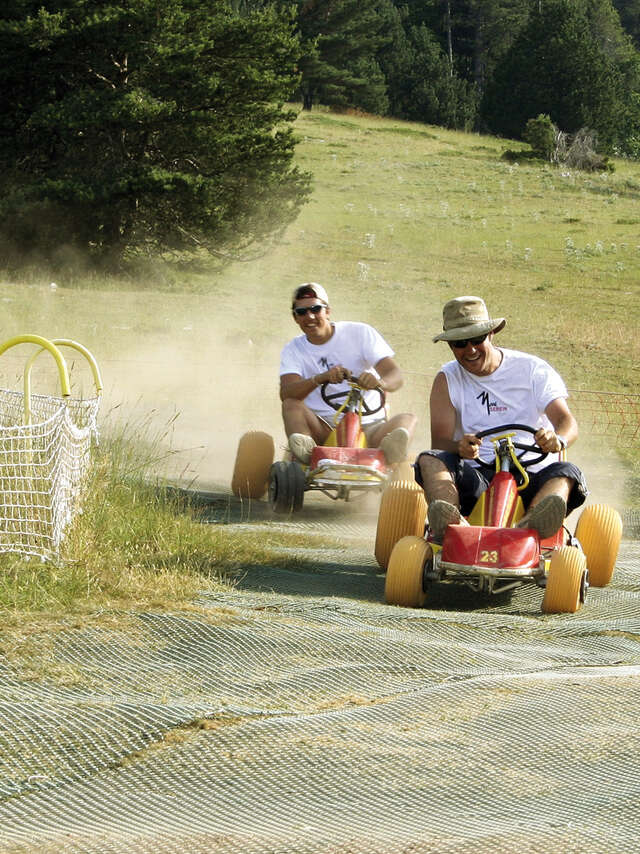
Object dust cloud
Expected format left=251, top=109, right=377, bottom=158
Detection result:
left=566, top=435, right=628, bottom=529
left=0, top=279, right=632, bottom=515
left=0, top=279, right=294, bottom=493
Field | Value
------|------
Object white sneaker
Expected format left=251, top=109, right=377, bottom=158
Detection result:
left=380, top=427, right=410, bottom=465
left=517, top=494, right=566, bottom=539
left=427, top=499, right=469, bottom=544
left=288, top=433, right=316, bottom=464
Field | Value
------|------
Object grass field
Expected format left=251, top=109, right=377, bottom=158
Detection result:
left=0, top=107, right=638, bottom=622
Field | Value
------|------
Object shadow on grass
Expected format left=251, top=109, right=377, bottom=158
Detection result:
left=231, top=561, right=548, bottom=616
left=172, top=487, right=546, bottom=615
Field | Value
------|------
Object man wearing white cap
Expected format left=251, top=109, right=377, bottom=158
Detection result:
left=416, top=295, right=587, bottom=542
left=280, top=283, right=417, bottom=465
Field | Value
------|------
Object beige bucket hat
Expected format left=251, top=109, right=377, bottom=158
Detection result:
left=433, top=296, right=506, bottom=342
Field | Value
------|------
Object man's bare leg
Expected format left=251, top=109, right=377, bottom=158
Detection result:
left=367, top=413, right=418, bottom=464
left=517, top=476, right=571, bottom=538
left=526, top=476, right=572, bottom=509
left=282, top=398, right=331, bottom=463
left=417, top=453, right=460, bottom=506
left=417, top=453, right=468, bottom=542
left=282, top=398, right=331, bottom=444
left=366, top=413, right=418, bottom=447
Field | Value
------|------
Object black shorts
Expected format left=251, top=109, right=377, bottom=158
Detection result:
left=414, top=450, right=588, bottom=518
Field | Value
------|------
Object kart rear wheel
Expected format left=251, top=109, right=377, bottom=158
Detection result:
left=231, top=431, right=275, bottom=499
left=385, top=536, right=431, bottom=608
left=374, top=479, right=427, bottom=570
left=574, top=503, right=622, bottom=587
left=269, top=460, right=306, bottom=514
left=542, top=546, right=587, bottom=614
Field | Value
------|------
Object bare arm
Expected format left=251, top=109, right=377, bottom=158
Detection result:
left=279, top=366, right=350, bottom=402
left=430, top=371, right=480, bottom=459
left=536, top=398, right=578, bottom=452
left=357, top=356, right=404, bottom=392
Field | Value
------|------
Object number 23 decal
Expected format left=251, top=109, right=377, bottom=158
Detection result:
left=480, top=550, right=498, bottom=563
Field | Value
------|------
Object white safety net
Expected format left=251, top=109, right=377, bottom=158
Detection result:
left=0, top=388, right=99, bottom=558
left=0, top=508, right=639, bottom=853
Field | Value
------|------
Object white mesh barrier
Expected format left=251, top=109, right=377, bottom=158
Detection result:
left=0, top=387, right=99, bottom=558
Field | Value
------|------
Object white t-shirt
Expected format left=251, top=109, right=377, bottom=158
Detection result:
left=440, top=348, right=568, bottom=469
left=280, top=321, right=394, bottom=423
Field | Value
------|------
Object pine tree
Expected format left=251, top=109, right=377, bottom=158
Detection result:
left=612, top=0, right=640, bottom=47
left=0, top=0, right=310, bottom=266
left=383, top=23, right=477, bottom=128
left=481, top=0, right=622, bottom=148
left=294, top=0, right=392, bottom=110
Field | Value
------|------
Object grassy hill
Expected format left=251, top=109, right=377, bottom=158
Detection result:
left=268, top=109, right=640, bottom=394
left=0, top=108, right=638, bottom=617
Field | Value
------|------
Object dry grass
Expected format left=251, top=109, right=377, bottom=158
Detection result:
left=0, top=415, right=333, bottom=622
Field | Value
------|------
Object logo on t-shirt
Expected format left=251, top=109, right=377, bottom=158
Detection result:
left=477, top=391, right=508, bottom=416
left=320, top=356, right=333, bottom=370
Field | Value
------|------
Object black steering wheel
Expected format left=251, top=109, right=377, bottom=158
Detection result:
left=320, top=379, right=386, bottom=416
left=474, top=423, right=549, bottom=468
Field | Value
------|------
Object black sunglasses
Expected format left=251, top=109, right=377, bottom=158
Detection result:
left=450, top=334, right=488, bottom=349
left=293, top=304, right=325, bottom=317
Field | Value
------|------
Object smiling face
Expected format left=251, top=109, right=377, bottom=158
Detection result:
left=448, top=332, right=502, bottom=376
left=292, top=297, right=333, bottom=344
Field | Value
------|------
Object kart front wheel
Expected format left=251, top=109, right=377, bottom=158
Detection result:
left=542, top=546, right=587, bottom=614
left=231, top=431, right=275, bottom=499
left=374, top=479, right=427, bottom=570
left=385, top=536, right=432, bottom=608
left=574, top=503, right=622, bottom=587
left=269, top=460, right=306, bottom=514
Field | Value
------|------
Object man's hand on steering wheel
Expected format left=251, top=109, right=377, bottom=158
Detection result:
left=319, top=364, right=351, bottom=385
left=457, top=433, right=481, bottom=460
left=474, top=424, right=552, bottom=468
left=319, top=369, right=386, bottom=415
left=356, top=370, right=384, bottom=391
left=534, top=427, right=564, bottom=454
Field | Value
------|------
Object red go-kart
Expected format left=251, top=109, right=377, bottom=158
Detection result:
left=375, top=424, right=622, bottom=614
left=231, top=379, right=404, bottom=513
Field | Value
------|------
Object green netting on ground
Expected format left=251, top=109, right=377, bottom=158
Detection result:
left=1, top=510, right=639, bottom=853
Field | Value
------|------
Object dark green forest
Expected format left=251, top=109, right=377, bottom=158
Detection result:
left=2, top=0, right=640, bottom=266
left=284, top=0, right=640, bottom=157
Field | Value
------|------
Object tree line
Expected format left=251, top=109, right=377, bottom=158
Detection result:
left=287, top=0, right=640, bottom=157
left=1, top=0, right=639, bottom=268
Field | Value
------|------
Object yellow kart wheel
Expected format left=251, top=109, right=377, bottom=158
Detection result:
left=231, top=431, right=275, bottom=499
left=385, top=536, right=432, bottom=608
left=574, top=503, right=622, bottom=587
left=374, top=479, right=427, bottom=570
left=542, top=546, right=587, bottom=614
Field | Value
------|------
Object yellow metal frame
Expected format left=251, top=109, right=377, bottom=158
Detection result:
left=325, top=382, right=367, bottom=449
left=465, top=432, right=529, bottom=527
left=467, top=490, right=526, bottom=526
left=0, top=334, right=102, bottom=426
left=488, top=431, right=530, bottom=490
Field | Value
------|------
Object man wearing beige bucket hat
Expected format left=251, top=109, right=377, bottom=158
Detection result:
left=416, top=295, right=587, bottom=542
left=280, top=283, right=417, bottom=465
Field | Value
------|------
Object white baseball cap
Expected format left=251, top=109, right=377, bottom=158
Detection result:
left=291, top=282, right=329, bottom=307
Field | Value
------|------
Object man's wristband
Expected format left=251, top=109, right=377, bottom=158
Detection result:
left=311, top=374, right=320, bottom=387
